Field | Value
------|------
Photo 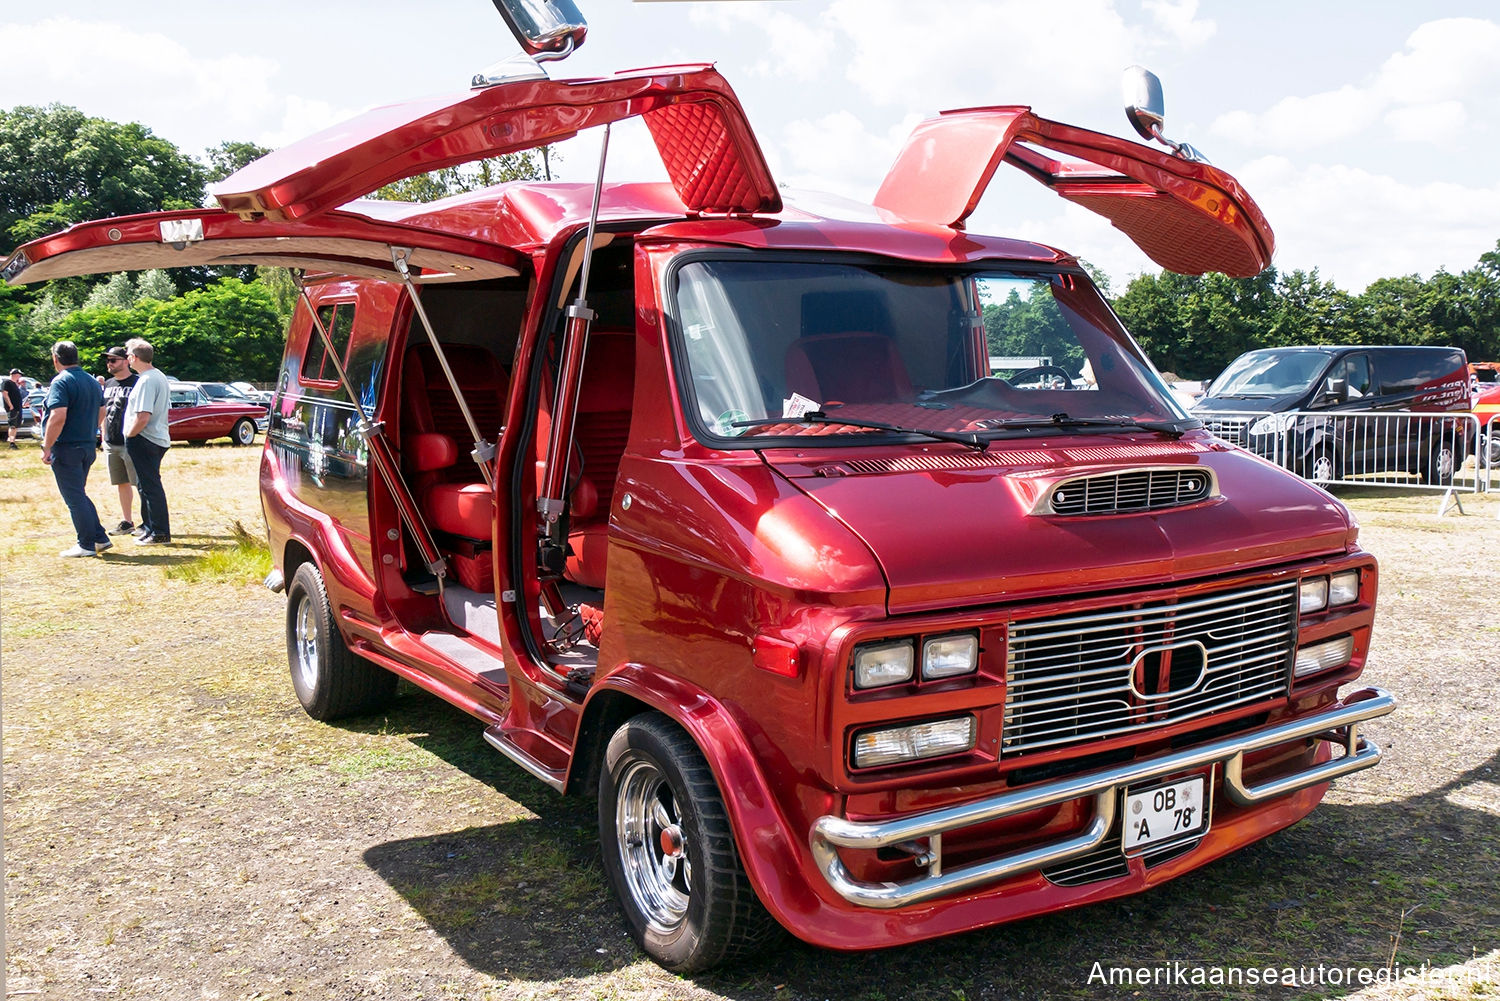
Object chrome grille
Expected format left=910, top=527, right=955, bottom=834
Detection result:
left=1048, top=468, right=1212, bottom=515
left=1043, top=834, right=1203, bottom=886
left=1202, top=416, right=1254, bottom=446
left=1003, top=582, right=1296, bottom=755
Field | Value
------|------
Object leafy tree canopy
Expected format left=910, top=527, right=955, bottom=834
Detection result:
left=0, top=104, right=206, bottom=247
left=370, top=147, right=556, bottom=202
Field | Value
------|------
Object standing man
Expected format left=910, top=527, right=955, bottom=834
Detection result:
left=123, top=338, right=172, bottom=544
left=41, top=341, right=111, bottom=557
left=2, top=368, right=24, bottom=449
left=100, top=346, right=140, bottom=535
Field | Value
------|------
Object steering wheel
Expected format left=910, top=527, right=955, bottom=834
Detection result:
left=1007, top=365, right=1075, bottom=390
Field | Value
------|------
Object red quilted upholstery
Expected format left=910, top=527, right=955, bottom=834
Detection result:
left=644, top=100, right=778, bottom=215
left=1061, top=190, right=1260, bottom=278
left=564, top=331, right=636, bottom=588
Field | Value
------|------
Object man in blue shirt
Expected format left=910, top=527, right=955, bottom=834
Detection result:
left=41, top=340, right=111, bottom=557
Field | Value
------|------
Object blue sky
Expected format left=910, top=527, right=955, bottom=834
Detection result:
left=4, top=1, right=1498, bottom=293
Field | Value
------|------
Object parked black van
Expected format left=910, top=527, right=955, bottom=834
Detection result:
left=1192, top=345, right=1471, bottom=484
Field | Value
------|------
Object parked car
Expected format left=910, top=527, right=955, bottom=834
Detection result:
left=228, top=380, right=275, bottom=407
left=1475, top=383, right=1500, bottom=464
left=167, top=382, right=267, bottom=445
left=4, top=32, right=1394, bottom=975
left=21, top=387, right=45, bottom=438
left=1193, top=345, right=1473, bottom=483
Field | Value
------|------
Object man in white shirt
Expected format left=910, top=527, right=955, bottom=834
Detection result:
left=123, top=338, right=173, bottom=544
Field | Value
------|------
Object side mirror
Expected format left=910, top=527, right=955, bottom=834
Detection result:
left=1121, top=65, right=1210, bottom=163
left=1325, top=377, right=1348, bottom=403
left=1123, top=66, right=1165, bottom=143
left=488, top=0, right=587, bottom=61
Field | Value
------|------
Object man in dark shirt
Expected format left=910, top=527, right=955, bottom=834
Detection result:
left=2, top=368, right=22, bottom=449
left=41, top=340, right=111, bottom=557
left=100, top=346, right=140, bottom=534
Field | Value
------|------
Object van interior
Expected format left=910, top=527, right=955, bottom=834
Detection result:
left=389, top=238, right=639, bottom=688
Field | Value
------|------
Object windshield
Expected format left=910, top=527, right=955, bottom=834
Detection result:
left=670, top=258, right=1183, bottom=445
left=1207, top=350, right=1331, bottom=398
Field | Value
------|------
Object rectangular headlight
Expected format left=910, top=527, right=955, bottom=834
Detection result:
left=852, top=717, right=975, bottom=768
left=1294, top=635, right=1354, bottom=677
left=1299, top=577, right=1329, bottom=614
left=853, top=639, right=914, bottom=689
left=1329, top=570, right=1360, bottom=607
left=922, top=632, right=978, bottom=680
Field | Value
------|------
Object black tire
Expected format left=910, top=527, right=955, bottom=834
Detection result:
left=285, top=562, right=397, bottom=720
left=230, top=418, right=257, bottom=447
left=598, top=713, right=778, bottom=972
left=1422, top=440, right=1457, bottom=485
left=1298, top=448, right=1336, bottom=484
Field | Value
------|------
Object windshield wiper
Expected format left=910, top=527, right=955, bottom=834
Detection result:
left=730, top=412, right=989, bottom=450
left=980, top=412, right=1199, bottom=438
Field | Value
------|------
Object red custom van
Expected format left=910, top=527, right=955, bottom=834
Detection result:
left=3, top=23, right=1393, bottom=972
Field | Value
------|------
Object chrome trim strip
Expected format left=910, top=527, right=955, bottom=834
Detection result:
left=483, top=727, right=566, bottom=792
left=810, top=687, right=1395, bottom=909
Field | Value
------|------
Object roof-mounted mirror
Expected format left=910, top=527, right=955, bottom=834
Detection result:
left=1122, top=65, right=1210, bottom=164
left=489, top=0, right=588, bottom=61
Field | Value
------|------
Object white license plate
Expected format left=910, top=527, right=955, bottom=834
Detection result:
left=1122, top=775, right=1208, bottom=854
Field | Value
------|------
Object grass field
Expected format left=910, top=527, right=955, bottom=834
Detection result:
left=2, top=442, right=1497, bottom=1000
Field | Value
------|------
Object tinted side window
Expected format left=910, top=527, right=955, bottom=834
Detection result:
left=301, top=304, right=355, bottom=383
left=1375, top=349, right=1461, bottom=394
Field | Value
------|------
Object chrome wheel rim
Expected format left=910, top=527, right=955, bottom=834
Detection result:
left=236, top=422, right=254, bottom=445
left=1312, top=455, right=1334, bottom=482
left=1437, top=446, right=1454, bottom=479
left=294, top=594, right=320, bottom=692
left=615, top=758, right=691, bottom=934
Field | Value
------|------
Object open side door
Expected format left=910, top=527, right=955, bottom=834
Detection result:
left=210, top=64, right=780, bottom=223
left=873, top=107, right=1274, bottom=277
left=1, top=206, right=523, bottom=286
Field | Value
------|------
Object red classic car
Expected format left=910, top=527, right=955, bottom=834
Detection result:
left=168, top=381, right=266, bottom=446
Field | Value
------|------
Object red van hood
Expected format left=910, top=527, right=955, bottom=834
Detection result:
left=771, top=439, right=1352, bottom=614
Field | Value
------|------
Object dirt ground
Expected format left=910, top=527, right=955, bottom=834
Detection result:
left=2, top=444, right=1497, bottom=1000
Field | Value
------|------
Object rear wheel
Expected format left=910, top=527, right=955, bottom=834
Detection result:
left=1298, top=448, right=1335, bottom=484
left=230, top=418, right=257, bottom=446
left=598, top=713, right=778, bottom=972
left=285, top=562, right=397, bottom=720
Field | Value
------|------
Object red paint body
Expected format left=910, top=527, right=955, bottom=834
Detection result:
left=3, top=65, right=1388, bottom=954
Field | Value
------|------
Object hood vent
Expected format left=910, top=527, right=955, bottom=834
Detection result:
left=1045, top=466, right=1216, bottom=515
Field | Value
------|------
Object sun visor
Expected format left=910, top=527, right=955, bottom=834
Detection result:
left=873, top=108, right=1274, bottom=277
left=210, top=65, right=780, bottom=222
left=2, top=208, right=523, bottom=286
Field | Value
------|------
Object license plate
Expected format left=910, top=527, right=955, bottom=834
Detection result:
left=1122, top=775, right=1208, bottom=854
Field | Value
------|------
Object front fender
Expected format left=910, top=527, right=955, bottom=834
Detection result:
left=581, top=664, right=833, bottom=934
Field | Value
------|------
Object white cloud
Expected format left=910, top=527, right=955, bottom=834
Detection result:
left=1210, top=17, right=1500, bottom=150
left=823, top=0, right=1135, bottom=109
left=1236, top=155, right=1500, bottom=290
left=775, top=110, right=921, bottom=198
left=1385, top=101, right=1467, bottom=144
left=1142, top=0, right=1216, bottom=49
left=686, top=6, right=835, bottom=82
left=0, top=18, right=289, bottom=155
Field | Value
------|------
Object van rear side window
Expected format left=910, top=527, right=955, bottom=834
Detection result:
left=302, top=304, right=356, bottom=383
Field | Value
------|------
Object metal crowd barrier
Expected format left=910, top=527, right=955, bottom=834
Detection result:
left=1196, top=409, right=1484, bottom=507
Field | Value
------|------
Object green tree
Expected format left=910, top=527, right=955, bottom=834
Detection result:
left=203, top=140, right=271, bottom=184
left=142, top=278, right=284, bottom=381
left=371, top=147, right=557, bottom=202
left=0, top=104, right=207, bottom=247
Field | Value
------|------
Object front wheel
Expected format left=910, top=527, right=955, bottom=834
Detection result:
left=1422, top=441, right=1457, bottom=485
left=230, top=418, right=257, bottom=446
left=598, top=713, right=777, bottom=972
left=285, top=562, right=397, bottom=720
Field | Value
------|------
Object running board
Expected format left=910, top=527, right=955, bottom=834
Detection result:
left=483, top=725, right=567, bottom=792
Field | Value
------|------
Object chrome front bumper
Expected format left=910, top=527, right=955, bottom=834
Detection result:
left=810, top=687, right=1395, bottom=909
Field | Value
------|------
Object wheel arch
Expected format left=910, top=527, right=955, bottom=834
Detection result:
left=575, top=665, right=825, bottom=934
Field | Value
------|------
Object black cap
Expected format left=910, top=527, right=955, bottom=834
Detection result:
left=105, top=346, right=129, bottom=360
left=7, top=368, right=19, bottom=375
